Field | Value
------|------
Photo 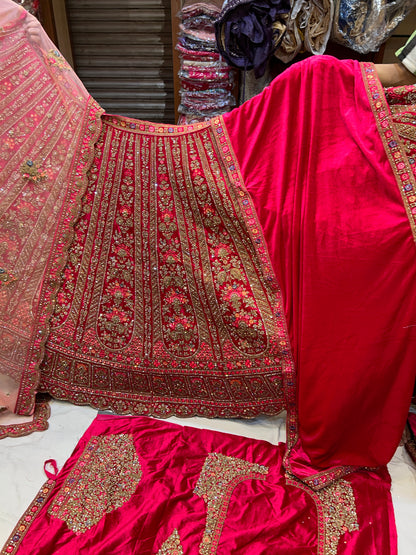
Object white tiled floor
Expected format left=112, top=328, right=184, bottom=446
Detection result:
left=0, top=400, right=415, bottom=553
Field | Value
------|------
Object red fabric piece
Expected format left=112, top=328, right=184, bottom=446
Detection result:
left=223, top=56, right=416, bottom=477
left=3, top=415, right=396, bottom=555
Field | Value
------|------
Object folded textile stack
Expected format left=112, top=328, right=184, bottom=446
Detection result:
left=276, top=0, right=334, bottom=63
left=216, top=0, right=415, bottom=72
left=215, top=0, right=290, bottom=77
left=177, top=0, right=236, bottom=124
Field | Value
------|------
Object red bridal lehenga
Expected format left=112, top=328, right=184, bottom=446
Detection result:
left=1, top=1, right=416, bottom=553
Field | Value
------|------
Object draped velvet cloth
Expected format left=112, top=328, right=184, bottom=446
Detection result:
left=222, top=59, right=416, bottom=484
left=1, top=414, right=397, bottom=555
left=1, top=0, right=416, bottom=509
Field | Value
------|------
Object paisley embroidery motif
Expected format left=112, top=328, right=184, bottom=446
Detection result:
left=194, top=452, right=268, bottom=554
left=48, top=434, right=142, bottom=534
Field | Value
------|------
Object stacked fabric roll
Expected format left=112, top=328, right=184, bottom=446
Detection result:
left=177, top=0, right=236, bottom=124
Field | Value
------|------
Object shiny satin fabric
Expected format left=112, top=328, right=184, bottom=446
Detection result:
left=222, top=56, right=416, bottom=483
left=2, top=414, right=397, bottom=555
left=0, top=0, right=103, bottom=415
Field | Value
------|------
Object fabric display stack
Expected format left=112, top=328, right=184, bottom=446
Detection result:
left=215, top=0, right=416, bottom=75
left=176, top=0, right=236, bottom=124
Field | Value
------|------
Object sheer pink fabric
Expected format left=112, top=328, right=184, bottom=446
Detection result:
left=0, top=0, right=103, bottom=415
left=223, top=56, right=416, bottom=484
left=3, top=415, right=397, bottom=555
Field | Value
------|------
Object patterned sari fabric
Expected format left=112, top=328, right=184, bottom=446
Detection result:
left=1, top=414, right=397, bottom=555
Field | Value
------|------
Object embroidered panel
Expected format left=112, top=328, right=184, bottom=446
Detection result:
left=316, top=479, right=359, bottom=555
left=194, top=452, right=268, bottom=554
left=288, top=477, right=359, bottom=555
left=40, top=115, right=288, bottom=418
left=47, top=434, right=142, bottom=534
left=156, top=529, right=184, bottom=555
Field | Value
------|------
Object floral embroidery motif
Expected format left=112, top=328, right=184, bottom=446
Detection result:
left=48, top=434, right=142, bottom=534
left=194, top=452, right=268, bottom=554
left=20, top=159, right=46, bottom=183
left=156, top=529, right=184, bottom=554
left=316, top=479, right=359, bottom=555
left=157, top=136, right=199, bottom=356
left=44, top=49, right=72, bottom=71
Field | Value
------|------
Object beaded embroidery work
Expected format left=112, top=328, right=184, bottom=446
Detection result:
left=0, top=268, right=17, bottom=287
left=48, top=434, right=142, bottom=534
left=40, top=115, right=288, bottom=418
left=194, top=452, right=268, bottom=554
left=156, top=529, right=184, bottom=554
left=316, top=479, right=359, bottom=555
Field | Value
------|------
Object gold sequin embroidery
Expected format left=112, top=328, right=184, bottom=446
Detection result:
left=194, top=452, right=268, bottom=554
left=48, top=434, right=142, bottom=534
left=0, top=268, right=17, bottom=286
left=156, top=529, right=184, bottom=554
left=316, top=479, right=359, bottom=555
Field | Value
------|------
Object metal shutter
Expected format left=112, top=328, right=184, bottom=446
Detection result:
left=66, top=0, right=175, bottom=123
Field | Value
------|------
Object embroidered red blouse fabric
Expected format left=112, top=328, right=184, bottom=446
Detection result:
left=1, top=415, right=397, bottom=555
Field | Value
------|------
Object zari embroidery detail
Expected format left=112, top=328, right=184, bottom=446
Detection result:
left=316, top=479, right=359, bottom=555
left=194, top=452, right=268, bottom=554
left=0, top=268, right=17, bottom=287
left=48, top=434, right=142, bottom=534
left=40, top=115, right=287, bottom=419
left=20, top=159, right=47, bottom=183
left=156, top=529, right=184, bottom=554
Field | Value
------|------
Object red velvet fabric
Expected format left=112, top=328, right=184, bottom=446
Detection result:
left=4, top=415, right=397, bottom=555
left=223, top=56, right=416, bottom=476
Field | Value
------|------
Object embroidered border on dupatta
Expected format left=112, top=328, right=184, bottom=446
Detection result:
left=1, top=479, right=55, bottom=555
left=14, top=99, right=104, bottom=415
left=0, top=396, right=50, bottom=439
left=361, top=62, right=416, bottom=242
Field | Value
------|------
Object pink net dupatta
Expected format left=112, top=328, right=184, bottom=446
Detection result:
left=222, top=56, right=416, bottom=487
left=0, top=1, right=103, bottom=421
